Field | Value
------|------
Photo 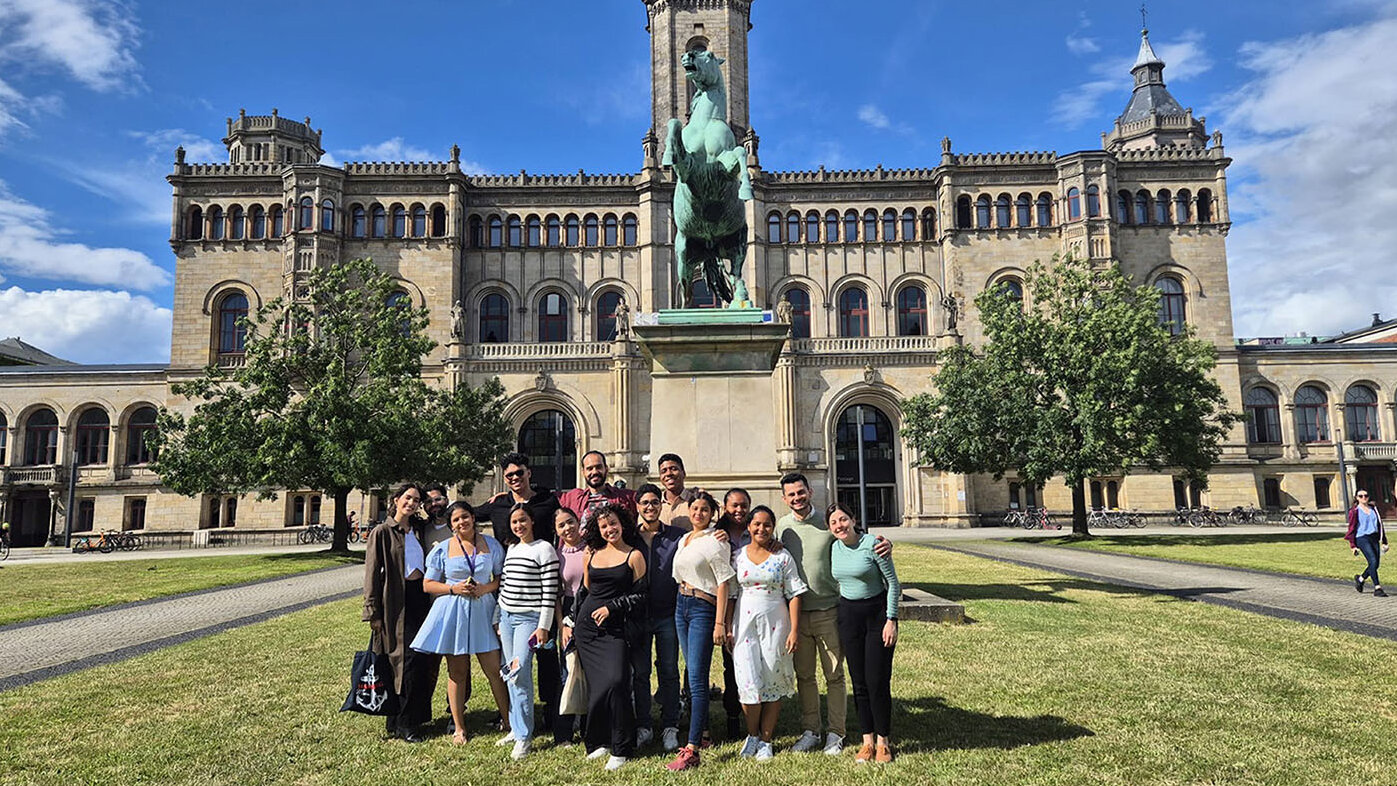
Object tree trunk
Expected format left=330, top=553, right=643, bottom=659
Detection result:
left=331, top=486, right=351, bottom=553
left=1071, top=478, right=1091, bottom=537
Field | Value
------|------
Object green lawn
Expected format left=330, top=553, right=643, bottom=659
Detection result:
left=0, top=546, right=1391, bottom=786
left=1040, top=531, right=1356, bottom=579
left=0, top=550, right=363, bottom=626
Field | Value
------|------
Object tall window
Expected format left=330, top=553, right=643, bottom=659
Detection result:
left=126, top=407, right=158, bottom=465
left=596, top=291, right=622, bottom=340
left=998, top=278, right=1025, bottom=308
left=784, top=287, right=811, bottom=339
left=479, top=293, right=509, bottom=343
left=218, top=292, right=249, bottom=354
left=76, top=408, right=110, bottom=465
left=468, top=216, right=483, bottom=247
left=1294, top=385, right=1330, bottom=443
left=1036, top=193, right=1052, bottom=227
left=412, top=205, right=427, bottom=238
left=623, top=214, right=638, bottom=246
left=584, top=215, right=599, bottom=247
left=0, top=412, right=6, bottom=464
left=250, top=206, right=266, bottom=239
left=995, top=195, right=1012, bottom=228
left=1067, top=188, right=1081, bottom=220
left=1155, top=190, right=1172, bottom=224
left=825, top=210, right=840, bottom=242
left=838, top=286, right=869, bottom=338
left=518, top=410, right=577, bottom=492
left=430, top=204, right=446, bottom=237
left=1245, top=388, right=1281, bottom=444
left=603, top=214, right=618, bottom=246
left=1175, top=189, right=1192, bottom=224
left=896, top=285, right=927, bottom=336
left=1263, top=478, right=1282, bottom=509
left=320, top=199, right=335, bottom=232
left=1135, top=190, right=1151, bottom=225
left=1086, top=185, right=1101, bottom=217
left=228, top=206, right=245, bottom=240
left=901, top=208, right=916, bottom=241
left=187, top=206, right=203, bottom=240
left=844, top=210, right=859, bottom=241
left=863, top=209, right=877, bottom=241
left=23, top=408, right=58, bottom=465
left=1197, top=189, right=1214, bottom=222
left=975, top=195, right=991, bottom=228
left=1156, top=277, right=1186, bottom=335
left=350, top=205, right=366, bottom=238
left=834, top=404, right=898, bottom=527
left=882, top=209, right=897, bottom=241
left=1117, top=190, right=1132, bottom=224
left=538, top=292, right=568, bottom=342
left=299, top=197, right=314, bottom=230
left=808, top=211, right=822, bottom=243
left=787, top=212, right=802, bottom=243
left=372, top=205, right=387, bottom=238
left=565, top=215, right=580, bottom=246
left=546, top=215, right=561, bottom=247
left=407, top=207, right=425, bottom=240
left=487, top=215, right=502, bottom=247
left=208, top=206, right=225, bottom=240
left=126, top=497, right=147, bottom=531
left=1314, top=477, right=1332, bottom=509
left=270, top=205, right=284, bottom=238
left=386, top=291, right=412, bottom=336
left=527, top=215, right=542, bottom=247
left=955, top=196, right=972, bottom=229
left=920, top=208, right=936, bottom=239
left=1345, top=384, right=1381, bottom=442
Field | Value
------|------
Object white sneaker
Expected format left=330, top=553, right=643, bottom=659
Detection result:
left=791, top=730, right=821, bottom=753
left=510, top=738, right=531, bottom=761
left=604, top=755, right=627, bottom=771
left=661, top=726, right=680, bottom=752
left=822, top=733, right=844, bottom=755
left=586, top=746, right=610, bottom=760
left=494, top=732, right=516, bottom=747
left=739, top=735, right=760, bottom=758
left=636, top=727, right=654, bottom=748
left=755, top=740, right=775, bottom=761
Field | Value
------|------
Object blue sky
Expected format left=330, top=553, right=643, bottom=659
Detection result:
left=1, top=0, right=1395, bottom=363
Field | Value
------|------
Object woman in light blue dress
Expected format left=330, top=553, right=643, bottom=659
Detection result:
left=412, top=502, right=510, bottom=743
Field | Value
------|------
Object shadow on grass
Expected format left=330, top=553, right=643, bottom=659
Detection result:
left=905, top=578, right=1153, bottom=605
left=896, top=695, right=1093, bottom=752
left=1014, top=532, right=1341, bottom=548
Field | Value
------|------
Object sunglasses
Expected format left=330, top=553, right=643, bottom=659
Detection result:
left=638, top=499, right=662, bottom=506
left=504, top=470, right=526, bottom=480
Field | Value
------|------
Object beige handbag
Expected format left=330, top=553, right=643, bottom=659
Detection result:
left=559, top=648, right=589, bottom=716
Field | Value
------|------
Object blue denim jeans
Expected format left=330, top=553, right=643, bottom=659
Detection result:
left=674, top=593, right=716, bottom=746
left=633, top=610, right=681, bottom=730
left=1356, top=533, right=1383, bottom=586
left=499, top=609, right=541, bottom=740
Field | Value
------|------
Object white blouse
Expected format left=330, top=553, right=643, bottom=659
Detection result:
left=671, top=528, right=737, bottom=596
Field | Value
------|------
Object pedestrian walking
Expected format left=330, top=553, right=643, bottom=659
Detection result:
left=1347, top=489, right=1390, bottom=597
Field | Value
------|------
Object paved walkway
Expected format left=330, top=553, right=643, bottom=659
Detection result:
left=0, top=564, right=363, bottom=692
left=939, top=541, right=1397, bottom=641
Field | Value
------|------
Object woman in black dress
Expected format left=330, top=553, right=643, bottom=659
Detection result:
left=564, top=503, right=648, bottom=771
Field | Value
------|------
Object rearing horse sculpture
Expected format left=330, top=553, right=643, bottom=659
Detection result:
left=663, top=49, right=754, bottom=308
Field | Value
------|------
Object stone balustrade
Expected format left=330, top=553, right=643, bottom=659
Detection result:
left=1, top=465, right=63, bottom=485
left=463, top=341, right=611, bottom=360
left=792, top=336, right=940, bottom=354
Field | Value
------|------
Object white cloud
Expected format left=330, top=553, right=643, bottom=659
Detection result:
left=0, top=285, right=171, bottom=364
left=1066, top=35, right=1100, bottom=55
left=0, top=180, right=169, bottom=289
left=337, top=137, right=435, bottom=162
left=1055, top=31, right=1212, bottom=129
left=46, top=128, right=219, bottom=224
left=858, top=104, right=891, bottom=130
left=1220, top=15, right=1397, bottom=337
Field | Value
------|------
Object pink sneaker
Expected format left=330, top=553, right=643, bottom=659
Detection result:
left=666, top=747, right=700, bottom=771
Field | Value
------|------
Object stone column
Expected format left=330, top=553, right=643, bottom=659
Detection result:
left=774, top=339, right=798, bottom=471
left=3, top=425, right=15, bottom=467
left=1281, top=403, right=1298, bottom=460
left=1385, top=402, right=1396, bottom=445
left=610, top=337, right=635, bottom=477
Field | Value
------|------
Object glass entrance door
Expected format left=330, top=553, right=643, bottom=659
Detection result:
left=834, top=404, right=898, bottom=528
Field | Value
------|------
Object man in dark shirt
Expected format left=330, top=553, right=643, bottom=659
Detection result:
left=476, top=452, right=561, bottom=546
left=633, top=482, right=685, bottom=752
left=717, top=487, right=753, bottom=740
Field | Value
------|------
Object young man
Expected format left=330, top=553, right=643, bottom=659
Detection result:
left=632, top=482, right=685, bottom=752
left=558, top=450, right=638, bottom=532
left=656, top=453, right=695, bottom=530
left=717, top=488, right=752, bottom=740
left=775, top=472, right=891, bottom=755
left=421, top=483, right=454, bottom=550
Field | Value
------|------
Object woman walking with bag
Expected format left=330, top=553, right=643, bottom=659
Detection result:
left=1348, top=489, right=1390, bottom=597
left=496, top=503, right=562, bottom=760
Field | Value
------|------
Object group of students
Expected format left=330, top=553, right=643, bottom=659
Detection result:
left=361, top=450, right=902, bottom=771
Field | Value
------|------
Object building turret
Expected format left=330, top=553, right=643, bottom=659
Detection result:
left=644, top=0, right=753, bottom=160
left=1103, top=28, right=1208, bottom=151
left=222, top=108, right=324, bottom=164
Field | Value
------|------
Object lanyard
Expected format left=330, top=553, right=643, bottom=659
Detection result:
left=456, top=534, right=479, bottom=579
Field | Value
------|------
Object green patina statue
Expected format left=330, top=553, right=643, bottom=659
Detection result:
left=663, top=48, right=754, bottom=308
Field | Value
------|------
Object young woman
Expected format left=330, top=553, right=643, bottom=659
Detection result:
left=554, top=506, right=588, bottom=744
left=729, top=505, right=807, bottom=761
left=410, top=502, right=510, bottom=744
left=496, top=503, right=561, bottom=760
left=1347, top=489, right=1390, bottom=597
left=827, top=502, right=900, bottom=764
left=666, top=491, right=736, bottom=771
left=566, top=503, right=648, bottom=771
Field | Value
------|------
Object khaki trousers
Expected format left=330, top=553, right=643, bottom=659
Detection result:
left=793, top=606, right=846, bottom=737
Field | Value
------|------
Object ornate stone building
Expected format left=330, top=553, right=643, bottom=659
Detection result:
left=3, top=0, right=1395, bottom=545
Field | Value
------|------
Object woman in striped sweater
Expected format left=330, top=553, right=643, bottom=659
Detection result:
left=496, top=503, right=561, bottom=760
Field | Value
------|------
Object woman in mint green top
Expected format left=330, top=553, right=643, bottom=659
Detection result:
left=827, top=502, right=899, bottom=764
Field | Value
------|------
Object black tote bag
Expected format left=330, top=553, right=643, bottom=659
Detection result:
left=340, top=632, right=400, bottom=716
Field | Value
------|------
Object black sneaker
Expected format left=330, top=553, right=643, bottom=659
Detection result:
left=1375, top=587, right=1388, bottom=597
left=1356, top=574, right=1365, bottom=593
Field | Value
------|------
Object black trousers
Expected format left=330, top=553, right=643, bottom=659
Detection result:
left=537, top=615, right=570, bottom=742
left=577, top=618, right=635, bottom=756
left=387, top=578, right=439, bottom=733
left=837, top=594, right=895, bottom=739
left=721, top=645, right=741, bottom=721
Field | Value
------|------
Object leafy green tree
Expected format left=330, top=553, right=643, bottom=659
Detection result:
left=153, top=258, right=510, bottom=551
left=902, top=254, right=1238, bottom=536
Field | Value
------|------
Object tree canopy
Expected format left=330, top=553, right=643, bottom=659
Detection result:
left=153, top=258, right=510, bottom=550
left=902, top=254, right=1239, bottom=535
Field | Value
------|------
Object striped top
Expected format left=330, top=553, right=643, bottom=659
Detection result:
left=498, top=539, right=561, bottom=629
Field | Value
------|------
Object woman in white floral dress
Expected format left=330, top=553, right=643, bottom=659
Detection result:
left=728, top=505, right=808, bottom=760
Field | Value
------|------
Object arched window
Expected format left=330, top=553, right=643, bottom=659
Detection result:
left=430, top=204, right=446, bottom=237
left=1175, top=189, right=1192, bottom=224
left=350, top=205, right=366, bottom=238
left=228, top=206, right=245, bottom=240
left=1135, top=190, right=1151, bottom=225
left=1067, top=188, right=1081, bottom=221
left=998, top=278, right=1025, bottom=307
left=527, top=215, right=542, bottom=247
left=0, top=412, right=8, bottom=465
left=299, top=197, right=314, bottom=230
left=596, top=290, right=623, bottom=340
left=309, top=495, right=322, bottom=525
left=996, top=194, right=1012, bottom=227
left=834, top=404, right=898, bottom=527
left=320, top=199, right=335, bottom=232
left=208, top=206, right=225, bottom=240
left=518, top=410, right=577, bottom=493
left=187, top=206, right=203, bottom=240
left=1156, top=277, right=1186, bottom=335
left=603, top=214, right=618, bottom=246
left=896, top=285, right=927, bottom=336
left=623, top=214, right=638, bottom=246
left=807, top=211, right=822, bottom=243
left=487, top=215, right=502, bottom=247
left=225, top=498, right=238, bottom=528
left=1036, top=193, right=1052, bottom=227
left=372, top=205, right=388, bottom=238
left=468, top=216, right=483, bottom=247
left=565, top=215, right=580, bottom=246
left=76, top=408, right=110, bottom=465
left=956, top=196, right=972, bottom=229
left=1107, top=480, right=1120, bottom=508
left=1016, top=193, right=1032, bottom=228
left=1245, top=388, right=1281, bottom=444
left=921, top=208, right=936, bottom=240
left=1086, top=185, right=1101, bottom=217
left=538, top=292, right=569, bottom=342
left=1197, top=188, right=1214, bottom=222
left=249, top=205, right=266, bottom=240
left=863, top=209, right=878, bottom=241
left=783, top=287, right=811, bottom=339
left=269, top=205, right=284, bottom=238
left=882, top=209, right=897, bottom=241
left=412, top=205, right=427, bottom=238
left=479, top=293, right=509, bottom=343
left=218, top=292, right=249, bottom=354
left=545, top=215, right=561, bottom=247
left=583, top=215, right=599, bottom=247
left=24, top=408, right=59, bottom=465
left=1091, top=480, right=1104, bottom=509
left=1346, top=384, right=1381, bottom=442
left=825, top=210, right=840, bottom=242
left=1294, top=385, right=1330, bottom=443
left=392, top=205, right=407, bottom=238
left=838, top=286, right=869, bottom=337
left=786, top=211, right=801, bottom=243
left=1155, top=190, right=1172, bottom=225
left=506, top=214, right=521, bottom=246
left=1117, top=190, right=1132, bottom=224
left=975, top=195, right=991, bottom=229
left=126, top=406, right=158, bottom=465
left=291, top=496, right=304, bottom=528
left=901, top=208, right=916, bottom=241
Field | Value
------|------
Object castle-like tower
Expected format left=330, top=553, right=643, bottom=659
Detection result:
left=644, top=0, right=753, bottom=152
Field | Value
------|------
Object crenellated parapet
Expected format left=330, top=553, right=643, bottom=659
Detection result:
left=765, top=166, right=937, bottom=184
left=342, top=161, right=456, bottom=176
left=949, top=151, right=1057, bottom=167
left=466, top=171, right=638, bottom=188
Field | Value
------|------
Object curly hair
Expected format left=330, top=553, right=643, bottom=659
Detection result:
left=583, top=502, right=641, bottom=551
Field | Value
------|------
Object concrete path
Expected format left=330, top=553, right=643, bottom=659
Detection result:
left=2, top=541, right=366, bottom=566
left=0, top=563, right=363, bottom=692
left=881, top=522, right=1347, bottom=544
left=939, top=540, right=1397, bottom=642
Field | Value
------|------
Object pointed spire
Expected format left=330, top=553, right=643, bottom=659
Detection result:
left=1133, top=28, right=1163, bottom=70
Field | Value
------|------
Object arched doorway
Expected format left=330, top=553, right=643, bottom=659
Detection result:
left=834, top=404, right=898, bottom=527
left=518, top=409, right=577, bottom=491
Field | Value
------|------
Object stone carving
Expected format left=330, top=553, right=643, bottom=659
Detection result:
left=534, top=370, right=552, bottom=392
left=449, top=300, right=465, bottom=341
left=775, top=298, right=793, bottom=324
left=863, top=364, right=879, bottom=384
left=942, top=294, right=960, bottom=333
left=663, top=48, right=754, bottom=308
left=614, top=297, right=632, bottom=338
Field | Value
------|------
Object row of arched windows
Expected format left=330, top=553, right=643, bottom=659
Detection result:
left=186, top=199, right=449, bottom=241
left=187, top=204, right=285, bottom=241
left=1115, top=188, right=1215, bottom=226
left=469, top=213, right=640, bottom=249
left=477, top=290, right=627, bottom=343
left=348, top=202, right=448, bottom=239
left=956, top=193, right=1056, bottom=230
left=1244, top=383, right=1386, bottom=445
left=0, top=407, right=157, bottom=467
left=775, top=283, right=934, bottom=339
left=766, top=208, right=937, bottom=245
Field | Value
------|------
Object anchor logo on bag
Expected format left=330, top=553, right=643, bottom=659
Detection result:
left=355, top=663, right=389, bottom=712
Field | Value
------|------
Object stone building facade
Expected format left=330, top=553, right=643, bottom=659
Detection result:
left=3, top=0, right=1396, bottom=545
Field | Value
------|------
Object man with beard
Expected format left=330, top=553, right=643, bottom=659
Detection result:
left=559, top=450, right=637, bottom=532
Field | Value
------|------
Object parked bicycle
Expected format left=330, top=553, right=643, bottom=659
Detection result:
left=1228, top=505, right=1266, bottom=525
left=1280, top=507, right=1318, bottom=527
left=71, top=530, right=119, bottom=553
left=1020, top=506, right=1060, bottom=530
left=298, top=523, right=333, bottom=544
left=1002, top=509, right=1028, bottom=528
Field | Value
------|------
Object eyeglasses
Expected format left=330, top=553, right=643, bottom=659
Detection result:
left=504, top=470, right=526, bottom=480
left=638, top=499, right=662, bottom=506
left=1357, top=494, right=1369, bottom=498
